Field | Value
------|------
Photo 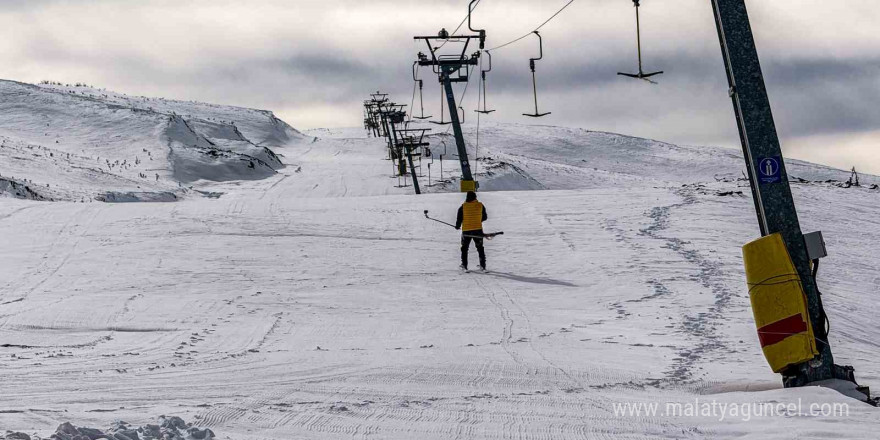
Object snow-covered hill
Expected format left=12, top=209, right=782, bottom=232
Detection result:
left=401, top=121, right=879, bottom=193
left=1, top=93, right=878, bottom=439
left=0, top=80, right=303, bottom=202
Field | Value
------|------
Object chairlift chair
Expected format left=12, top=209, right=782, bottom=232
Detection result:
left=476, top=50, right=496, bottom=114
left=523, top=31, right=551, bottom=118
left=618, top=0, right=663, bottom=82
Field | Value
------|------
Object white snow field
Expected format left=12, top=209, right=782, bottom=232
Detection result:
left=1, top=84, right=879, bottom=439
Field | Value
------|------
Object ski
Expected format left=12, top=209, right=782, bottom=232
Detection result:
left=462, top=231, right=504, bottom=240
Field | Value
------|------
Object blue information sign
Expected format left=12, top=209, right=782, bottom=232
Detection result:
left=757, top=156, right=781, bottom=185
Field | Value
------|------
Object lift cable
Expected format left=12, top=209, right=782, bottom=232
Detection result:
left=475, top=98, right=481, bottom=176
left=409, top=67, right=418, bottom=122
left=487, top=0, right=575, bottom=52
left=474, top=54, right=483, bottom=175
left=409, top=40, right=420, bottom=122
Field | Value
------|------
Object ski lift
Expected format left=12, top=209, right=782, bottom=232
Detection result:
left=618, top=0, right=663, bottom=82
left=412, top=63, right=432, bottom=120
left=430, top=84, right=453, bottom=125
left=475, top=50, right=496, bottom=114
left=523, top=31, right=551, bottom=118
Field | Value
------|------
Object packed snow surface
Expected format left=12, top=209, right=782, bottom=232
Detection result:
left=1, top=92, right=879, bottom=439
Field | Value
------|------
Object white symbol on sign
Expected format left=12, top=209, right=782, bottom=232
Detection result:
left=759, top=158, right=779, bottom=177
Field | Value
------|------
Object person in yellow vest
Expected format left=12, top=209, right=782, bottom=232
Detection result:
left=455, top=191, right=488, bottom=271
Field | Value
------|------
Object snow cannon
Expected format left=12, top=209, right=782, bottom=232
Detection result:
left=742, top=233, right=819, bottom=373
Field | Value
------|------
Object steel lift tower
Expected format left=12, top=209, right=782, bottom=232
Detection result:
left=414, top=1, right=485, bottom=192
left=712, top=0, right=867, bottom=397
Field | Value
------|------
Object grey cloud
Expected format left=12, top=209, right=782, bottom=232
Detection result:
left=0, top=0, right=877, bottom=171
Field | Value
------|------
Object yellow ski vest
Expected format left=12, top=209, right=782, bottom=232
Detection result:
left=461, top=201, right=484, bottom=232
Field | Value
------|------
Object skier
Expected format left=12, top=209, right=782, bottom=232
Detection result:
left=455, top=191, right=488, bottom=271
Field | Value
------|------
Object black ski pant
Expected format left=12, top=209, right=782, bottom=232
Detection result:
left=461, top=229, right=486, bottom=269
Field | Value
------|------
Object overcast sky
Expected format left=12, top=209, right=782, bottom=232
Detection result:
left=1, top=0, right=878, bottom=173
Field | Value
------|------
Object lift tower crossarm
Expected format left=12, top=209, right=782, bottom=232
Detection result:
left=379, top=105, right=407, bottom=174
left=378, top=104, right=407, bottom=161
left=364, top=100, right=384, bottom=137
left=397, top=128, right=431, bottom=195
left=712, top=0, right=857, bottom=389
left=367, top=95, right=388, bottom=137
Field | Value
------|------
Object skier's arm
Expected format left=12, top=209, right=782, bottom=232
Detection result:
left=482, top=206, right=487, bottom=222
left=455, top=206, right=463, bottom=230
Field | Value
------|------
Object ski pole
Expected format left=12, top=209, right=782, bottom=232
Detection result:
left=424, top=210, right=456, bottom=229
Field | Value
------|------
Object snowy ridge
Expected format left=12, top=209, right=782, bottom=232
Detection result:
left=0, top=80, right=304, bottom=201
left=411, top=122, right=879, bottom=192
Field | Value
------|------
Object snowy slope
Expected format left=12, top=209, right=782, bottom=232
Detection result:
left=0, top=80, right=302, bottom=202
left=0, top=116, right=878, bottom=439
left=402, top=121, right=879, bottom=192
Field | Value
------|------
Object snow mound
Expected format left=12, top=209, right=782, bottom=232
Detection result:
left=477, top=160, right=546, bottom=191
left=11, top=416, right=216, bottom=440
left=425, top=160, right=545, bottom=193
left=165, top=115, right=279, bottom=183
left=0, top=177, right=50, bottom=201
left=95, top=191, right=180, bottom=203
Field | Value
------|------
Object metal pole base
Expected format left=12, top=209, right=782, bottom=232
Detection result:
left=783, top=363, right=873, bottom=403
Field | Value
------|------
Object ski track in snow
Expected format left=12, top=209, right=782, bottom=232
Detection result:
left=635, top=187, right=734, bottom=383
left=0, top=123, right=878, bottom=439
